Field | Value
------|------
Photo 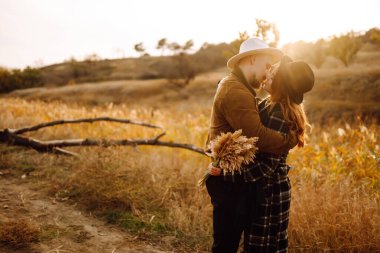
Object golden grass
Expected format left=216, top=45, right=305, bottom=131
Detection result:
left=198, top=129, right=258, bottom=187
left=206, top=129, right=258, bottom=174
left=1, top=97, right=379, bottom=252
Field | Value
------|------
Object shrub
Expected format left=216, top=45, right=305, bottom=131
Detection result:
left=0, top=220, right=40, bottom=248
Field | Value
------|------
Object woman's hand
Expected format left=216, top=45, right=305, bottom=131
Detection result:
left=208, top=162, right=222, bottom=176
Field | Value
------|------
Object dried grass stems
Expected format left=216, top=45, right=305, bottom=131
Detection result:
left=198, top=129, right=258, bottom=186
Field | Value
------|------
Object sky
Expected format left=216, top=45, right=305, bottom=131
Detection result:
left=0, top=0, right=379, bottom=69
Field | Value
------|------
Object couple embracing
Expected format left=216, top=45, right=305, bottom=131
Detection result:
left=204, top=37, right=315, bottom=253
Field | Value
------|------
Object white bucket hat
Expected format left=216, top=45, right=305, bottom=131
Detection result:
left=227, top=37, right=283, bottom=70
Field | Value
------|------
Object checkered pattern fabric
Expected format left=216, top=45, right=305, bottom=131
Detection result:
left=243, top=97, right=293, bottom=253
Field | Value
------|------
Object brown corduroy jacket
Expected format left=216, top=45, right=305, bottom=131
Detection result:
left=204, top=69, right=297, bottom=155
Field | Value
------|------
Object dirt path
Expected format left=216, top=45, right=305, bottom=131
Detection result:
left=0, top=176, right=170, bottom=253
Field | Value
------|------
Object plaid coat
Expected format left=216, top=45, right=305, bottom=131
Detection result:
left=243, top=97, right=293, bottom=253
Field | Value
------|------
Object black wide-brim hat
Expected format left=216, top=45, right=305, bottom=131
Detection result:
left=276, top=56, right=315, bottom=104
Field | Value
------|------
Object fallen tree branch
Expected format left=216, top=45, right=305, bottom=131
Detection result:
left=0, top=118, right=207, bottom=157
left=11, top=116, right=162, bottom=135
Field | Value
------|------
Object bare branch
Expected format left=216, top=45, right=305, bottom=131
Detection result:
left=0, top=129, right=207, bottom=156
left=153, top=132, right=166, bottom=141
left=12, top=117, right=162, bottom=135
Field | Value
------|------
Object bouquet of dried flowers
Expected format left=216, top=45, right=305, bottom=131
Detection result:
left=198, top=129, right=258, bottom=186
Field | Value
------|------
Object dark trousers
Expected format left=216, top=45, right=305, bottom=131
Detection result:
left=206, top=176, right=248, bottom=253
left=243, top=178, right=269, bottom=253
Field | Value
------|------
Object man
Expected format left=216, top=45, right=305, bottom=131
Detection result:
left=204, top=37, right=297, bottom=253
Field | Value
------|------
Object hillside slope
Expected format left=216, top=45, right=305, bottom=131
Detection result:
left=2, top=48, right=380, bottom=122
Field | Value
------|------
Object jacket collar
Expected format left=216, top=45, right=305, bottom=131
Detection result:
left=231, top=66, right=257, bottom=97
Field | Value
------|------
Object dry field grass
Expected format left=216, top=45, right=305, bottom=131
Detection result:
left=0, top=96, right=379, bottom=252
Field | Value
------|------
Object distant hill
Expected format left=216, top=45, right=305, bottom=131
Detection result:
left=1, top=40, right=380, bottom=124
left=2, top=47, right=380, bottom=123
left=39, top=43, right=231, bottom=86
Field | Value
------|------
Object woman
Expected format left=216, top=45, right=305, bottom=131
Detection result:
left=208, top=55, right=315, bottom=252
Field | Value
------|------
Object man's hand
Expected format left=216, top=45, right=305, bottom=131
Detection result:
left=288, top=129, right=299, bottom=149
left=208, top=162, right=222, bottom=176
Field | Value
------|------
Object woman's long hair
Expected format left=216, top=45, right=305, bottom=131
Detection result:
left=268, top=67, right=311, bottom=148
